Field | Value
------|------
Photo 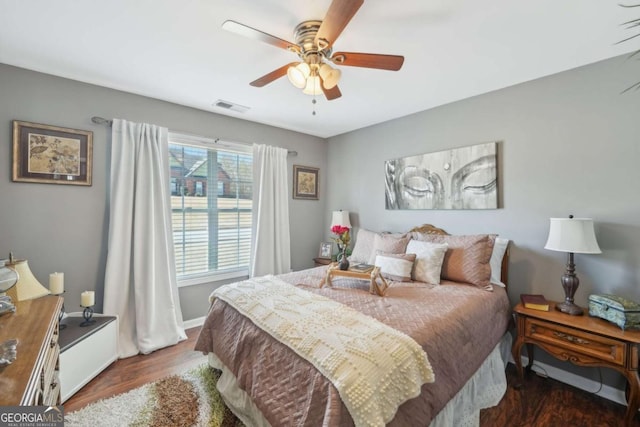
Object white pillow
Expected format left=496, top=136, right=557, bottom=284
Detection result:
left=349, top=228, right=378, bottom=264
left=490, top=237, right=509, bottom=287
left=374, top=252, right=416, bottom=282
left=405, top=240, right=448, bottom=284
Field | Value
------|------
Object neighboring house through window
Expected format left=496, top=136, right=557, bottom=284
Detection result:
left=169, top=133, right=252, bottom=286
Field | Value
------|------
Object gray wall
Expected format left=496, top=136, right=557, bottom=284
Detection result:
left=0, top=64, right=327, bottom=321
left=326, top=54, right=640, bottom=390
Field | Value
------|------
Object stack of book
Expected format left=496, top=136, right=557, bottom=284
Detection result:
left=350, top=263, right=374, bottom=273
left=520, top=294, right=550, bottom=311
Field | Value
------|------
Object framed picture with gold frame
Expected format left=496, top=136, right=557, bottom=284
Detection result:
left=12, top=120, right=93, bottom=186
left=293, top=165, right=319, bottom=200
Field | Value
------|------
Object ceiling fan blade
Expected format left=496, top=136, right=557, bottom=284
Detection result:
left=222, top=20, right=300, bottom=54
left=250, top=62, right=298, bottom=87
left=315, top=0, right=364, bottom=49
left=321, top=78, right=342, bottom=101
left=331, top=52, right=404, bottom=71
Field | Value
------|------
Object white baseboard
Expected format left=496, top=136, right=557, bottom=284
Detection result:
left=184, top=316, right=205, bottom=330
left=513, top=355, right=627, bottom=407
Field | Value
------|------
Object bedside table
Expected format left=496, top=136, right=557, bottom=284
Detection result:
left=512, top=301, right=640, bottom=427
left=313, top=257, right=332, bottom=267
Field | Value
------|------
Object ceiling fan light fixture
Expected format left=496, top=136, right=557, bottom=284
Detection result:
left=287, top=62, right=310, bottom=89
left=224, top=0, right=403, bottom=101
left=302, top=75, right=322, bottom=96
left=319, top=63, right=341, bottom=89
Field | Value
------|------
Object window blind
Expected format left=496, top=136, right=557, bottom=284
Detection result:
left=169, top=135, right=252, bottom=283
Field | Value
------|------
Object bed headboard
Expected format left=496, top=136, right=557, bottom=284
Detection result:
left=408, top=224, right=510, bottom=289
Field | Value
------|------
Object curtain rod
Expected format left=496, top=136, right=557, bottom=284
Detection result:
left=91, top=116, right=298, bottom=156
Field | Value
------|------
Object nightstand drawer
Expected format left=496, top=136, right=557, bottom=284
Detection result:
left=525, top=317, right=625, bottom=366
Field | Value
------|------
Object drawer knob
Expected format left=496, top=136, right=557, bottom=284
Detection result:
left=554, top=331, right=590, bottom=345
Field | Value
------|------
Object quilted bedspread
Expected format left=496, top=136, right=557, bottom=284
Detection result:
left=195, top=266, right=511, bottom=426
left=211, top=275, right=434, bottom=427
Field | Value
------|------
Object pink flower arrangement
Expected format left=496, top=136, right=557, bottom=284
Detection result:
left=331, top=225, right=351, bottom=249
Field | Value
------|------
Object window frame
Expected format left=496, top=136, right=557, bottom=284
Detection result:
left=168, top=132, right=253, bottom=288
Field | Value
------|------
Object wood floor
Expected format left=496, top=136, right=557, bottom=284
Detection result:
left=64, top=327, right=207, bottom=413
left=65, top=327, right=636, bottom=426
left=481, top=365, right=635, bottom=427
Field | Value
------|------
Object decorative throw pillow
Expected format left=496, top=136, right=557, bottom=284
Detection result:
left=413, top=234, right=494, bottom=288
left=349, top=228, right=378, bottom=264
left=374, top=252, right=416, bottom=282
left=368, top=234, right=410, bottom=264
left=405, top=240, right=448, bottom=284
left=490, top=237, right=509, bottom=287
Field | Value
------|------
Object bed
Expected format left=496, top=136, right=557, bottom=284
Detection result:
left=195, top=225, right=512, bottom=426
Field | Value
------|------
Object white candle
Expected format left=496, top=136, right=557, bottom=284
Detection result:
left=80, top=291, right=95, bottom=307
left=49, top=272, right=64, bottom=295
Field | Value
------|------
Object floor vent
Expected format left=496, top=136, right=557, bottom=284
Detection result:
left=213, top=99, right=250, bottom=113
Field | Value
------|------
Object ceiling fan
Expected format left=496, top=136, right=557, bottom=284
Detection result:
left=222, top=0, right=404, bottom=101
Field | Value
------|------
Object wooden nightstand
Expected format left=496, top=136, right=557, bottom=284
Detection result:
left=512, top=301, right=640, bottom=427
left=313, top=257, right=332, bottom=267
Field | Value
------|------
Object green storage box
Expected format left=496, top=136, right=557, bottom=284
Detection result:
left=588, top=294, right=640, bottom=330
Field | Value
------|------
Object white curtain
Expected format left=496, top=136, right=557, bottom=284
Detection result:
left=104, top=119, right=186, bottom=358
left=251, top=144, right=291, bottom=276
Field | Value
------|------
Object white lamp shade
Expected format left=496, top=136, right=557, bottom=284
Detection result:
left=544, top=218, right=602, bottom=254
left=6, top=259, right=51, bottom=301
left=287, top=62, right=310, bottom=89
left=319, top=63, right=341, bottom=89
left=331, top=210, right=352, bottom=228
left=302, top=75, right=322, bottom=95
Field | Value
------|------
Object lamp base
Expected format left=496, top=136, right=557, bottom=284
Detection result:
left=557, top=252, right=584, bottom=316
left=556, top=301, right=584, bottom=316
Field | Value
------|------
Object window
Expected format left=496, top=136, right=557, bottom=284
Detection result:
left=169, top=133, right=252, bottom=286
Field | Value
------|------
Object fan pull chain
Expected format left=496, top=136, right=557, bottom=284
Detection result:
left=312, top=97, right=317, bottom=116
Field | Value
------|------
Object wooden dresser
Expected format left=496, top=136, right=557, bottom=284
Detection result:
left=0, top=296, right=62, bottom=406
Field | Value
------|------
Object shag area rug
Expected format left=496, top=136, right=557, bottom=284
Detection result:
left=65, top=365, right=244, bottom=427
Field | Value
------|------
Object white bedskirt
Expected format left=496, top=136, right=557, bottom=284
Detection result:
left=207, top=332, right=512, bottom=427
left=430, top=332, right=511, bottom=427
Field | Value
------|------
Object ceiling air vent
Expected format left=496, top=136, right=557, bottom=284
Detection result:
left=213, top=99, right=250, bottom=113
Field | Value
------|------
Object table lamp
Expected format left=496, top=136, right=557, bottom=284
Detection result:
left=331, top=210, right=352, bottom=229
left=5, top=254, right=51, bottom=302
left=544, top=215, right=601, bottom=315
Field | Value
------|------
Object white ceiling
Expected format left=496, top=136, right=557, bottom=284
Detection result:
left=0, top=0, right=635, bottom=138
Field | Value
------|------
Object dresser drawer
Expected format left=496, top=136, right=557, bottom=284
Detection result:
left=43, top=371, right=60, bottom=406
left=525, top=317, right=625, bottom=366
left=40, top=344, right=60, bottom=399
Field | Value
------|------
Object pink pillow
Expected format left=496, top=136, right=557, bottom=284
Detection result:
left=368, top=234, right=410, bottom=264
left=411, top=234, right=494, bottom=288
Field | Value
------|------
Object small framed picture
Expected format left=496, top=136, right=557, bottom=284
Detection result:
left=318, top=242, right=332, bottom=259
left=293, top=165, right=319, bottom=200
left=12, top=120, right=93, bottom=186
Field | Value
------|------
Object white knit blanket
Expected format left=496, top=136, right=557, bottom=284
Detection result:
left=212, top=275, right=435, bottom=427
